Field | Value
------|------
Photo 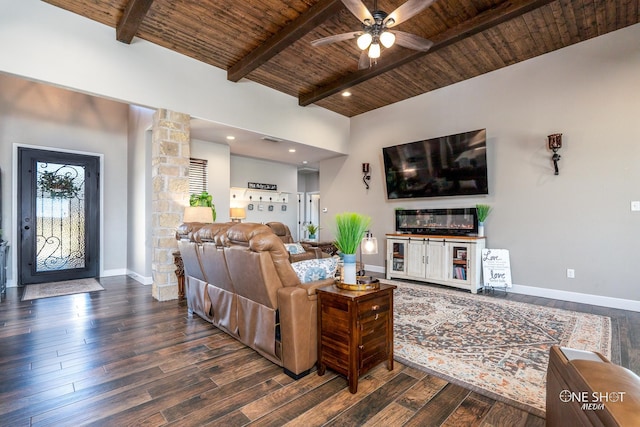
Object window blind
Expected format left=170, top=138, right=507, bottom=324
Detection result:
left=189, top=158, right=208, bottom=195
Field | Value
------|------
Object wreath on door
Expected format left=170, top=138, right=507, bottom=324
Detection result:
left=38, top=171, right=80, bottom=198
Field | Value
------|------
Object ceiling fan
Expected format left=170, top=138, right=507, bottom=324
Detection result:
left=311, top=0, right=436, bottom=69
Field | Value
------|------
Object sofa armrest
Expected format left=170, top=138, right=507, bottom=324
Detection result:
left=297, top=278, right=336, bottom=296
left=289, top=251, right=318, bottom=263
left=290, top=247, right=328, bottom=263
left=277, top=284, right=327, bottom=376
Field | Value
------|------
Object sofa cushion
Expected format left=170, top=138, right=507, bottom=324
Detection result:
left=291, top=258, right=338, bottom=283
left=284, top=243, right=306, bottom=255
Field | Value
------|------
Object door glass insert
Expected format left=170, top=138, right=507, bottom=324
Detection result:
left=35, top=162, right=86, bottom=272
left=391, top=242, right=405, bottom=273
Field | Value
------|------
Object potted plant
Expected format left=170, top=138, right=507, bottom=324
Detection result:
left=333, top=212, right=371, bottom=285
left=305, top=223, right=319, bottom=239
left=190, top=191, right=216, bottom=221
left=476, top=204, right=491, bottom=237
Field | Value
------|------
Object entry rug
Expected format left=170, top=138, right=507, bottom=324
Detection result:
left=387, top=280, right=612, bottom=417
left=22, top=278, right=104, bottom=301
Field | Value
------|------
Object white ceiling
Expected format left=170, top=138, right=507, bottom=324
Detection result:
left=190, top=118, right=344, bottom=172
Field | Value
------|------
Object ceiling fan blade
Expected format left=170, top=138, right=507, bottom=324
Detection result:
left=311, top=31, right=361, bottom=47
left=393, top=31, right=434, bottom=51
left=385, top=0, right=436, bottom=27
left=358, top=50, right=370, bottom=70
left=341, top=0, right=374, bottom=24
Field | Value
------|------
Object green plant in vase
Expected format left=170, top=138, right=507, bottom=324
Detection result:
left=305, top=223, right=319, bottom=239
left=190, top=191, right=217, bottom=221
left=476, top=204, right=491, bottom=237
left=334, top=212, right=371, bottom=285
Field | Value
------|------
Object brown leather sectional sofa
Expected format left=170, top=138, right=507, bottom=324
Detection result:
left=176, top=222, right=335, bottom=379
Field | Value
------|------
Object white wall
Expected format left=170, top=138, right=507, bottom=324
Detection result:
left=322, top=23, right=640, bottom=305
left=298, top=172, right=320, bottom=193
left=126, top=105, right=154, bottom=283
left=230, top=156, right=298, bottom=233
left=0, top=0, right=350, bottom=156
left=0, top=73, right=130, bottom=284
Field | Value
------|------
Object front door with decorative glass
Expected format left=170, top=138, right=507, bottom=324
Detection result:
left=18, top=148, right=100, bottom=285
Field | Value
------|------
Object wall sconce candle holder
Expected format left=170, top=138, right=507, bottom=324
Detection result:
left=362, top=163, right=371, bottom=189
left=548, top=133, right=562, bottom=175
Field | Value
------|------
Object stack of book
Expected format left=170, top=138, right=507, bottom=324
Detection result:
left=453, top=266, right=467, bottom=280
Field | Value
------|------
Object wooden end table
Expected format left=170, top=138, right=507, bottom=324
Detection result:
left=316, top=283, right=396, bottom=393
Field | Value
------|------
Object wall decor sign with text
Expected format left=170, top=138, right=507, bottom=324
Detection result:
left=481, top=249, right=512, bottom=288
left=248, top=182, right=277, bottom=191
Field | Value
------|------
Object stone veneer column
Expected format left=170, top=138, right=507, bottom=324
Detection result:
left=151, top=109, right=190, bottom=301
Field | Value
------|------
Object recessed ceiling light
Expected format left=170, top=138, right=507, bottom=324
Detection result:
left=342, top=91, right=352, bottom=97
left=226, top=135, right=235, bottom=140
left=288, top=149, right=296, bottom=153
left=302, top=160, right=308, bottom=164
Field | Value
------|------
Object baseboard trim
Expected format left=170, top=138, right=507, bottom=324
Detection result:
left=101, top=268, right=128, bottom=277
left=364, top=264, right=385, bottom=274
left=126, top=270, right=153, bottom=285
left=375, top=264, right=640, bottom=312
left=509, top=284, right=640, bottom=312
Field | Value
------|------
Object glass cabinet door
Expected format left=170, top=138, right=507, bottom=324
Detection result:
left=387, top=240, right=407, bottom=277
left=449, top=243, right=470, bottom=283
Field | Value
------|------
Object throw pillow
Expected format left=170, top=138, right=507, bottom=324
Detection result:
left=284, top=243, right=306, bottom=255
left=291, top=258, right=338, bottom=283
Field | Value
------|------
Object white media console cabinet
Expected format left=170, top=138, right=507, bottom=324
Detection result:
left=386, top=234, right=486, bottom=293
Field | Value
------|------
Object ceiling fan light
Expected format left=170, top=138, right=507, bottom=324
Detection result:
left=380, top=31, right=395, bottom=48
left=368, top=42, right=381, bottom=59
left=357, top=33, right=372, bottom=50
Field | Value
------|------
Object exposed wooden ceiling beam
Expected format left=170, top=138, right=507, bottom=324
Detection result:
left=299, top=0, right=556, bottom=106
left=116, top=0, right=155, bottom=44
left=228, top=0, right=344, bottom=82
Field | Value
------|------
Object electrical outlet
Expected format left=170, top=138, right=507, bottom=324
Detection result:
left=567, top=269, right=575, bottom=279
left=632, top=201, right=640, bottom=211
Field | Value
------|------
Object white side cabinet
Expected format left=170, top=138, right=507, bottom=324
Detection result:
left=386, top=234, right=486, bottom=293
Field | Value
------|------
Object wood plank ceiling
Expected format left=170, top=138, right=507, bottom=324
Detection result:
left=43, top=0, right=639, bottom=117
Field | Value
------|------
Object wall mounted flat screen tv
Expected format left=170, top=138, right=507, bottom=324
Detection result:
left=383, top=129, right=488, bottom=199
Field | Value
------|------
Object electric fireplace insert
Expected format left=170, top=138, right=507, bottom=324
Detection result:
left=395, top=208, right=478, bottom=236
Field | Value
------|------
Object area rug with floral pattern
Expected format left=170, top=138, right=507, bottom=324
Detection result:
left=387, top=280, right=612, bottom=417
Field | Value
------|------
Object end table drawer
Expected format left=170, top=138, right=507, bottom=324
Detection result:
left=358, top=293, right=391, bottom=320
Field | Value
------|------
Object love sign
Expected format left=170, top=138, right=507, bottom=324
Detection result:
left=481, top=249, right=512, bottom=288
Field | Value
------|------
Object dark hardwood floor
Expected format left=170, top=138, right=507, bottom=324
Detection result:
left=1, top=276, right=638, bottom=426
